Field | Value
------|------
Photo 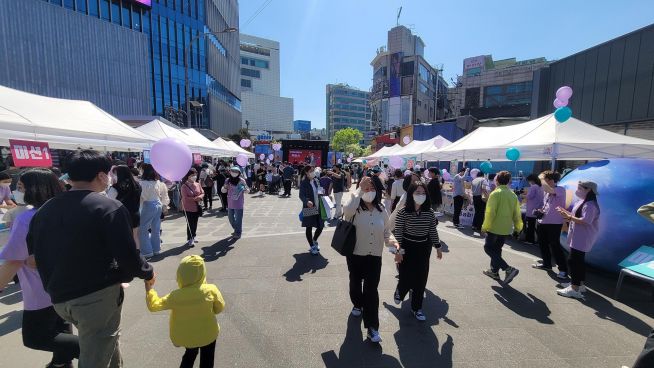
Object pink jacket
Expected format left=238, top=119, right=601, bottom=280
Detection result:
left=181, top=182, right=204, bottom=212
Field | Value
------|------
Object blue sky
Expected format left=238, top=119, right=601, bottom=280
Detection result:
left=239, top=0, right=654, bottom=129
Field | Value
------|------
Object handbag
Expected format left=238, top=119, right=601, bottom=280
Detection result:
left=330, top=211, right=357, bottom=256
left=302, top=206, right=319, bottom=217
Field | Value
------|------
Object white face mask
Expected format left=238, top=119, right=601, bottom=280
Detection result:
left=413, top=194, right=427, bottom=205
left=230, top=172, right=239, bottom=178
left=12, top=190, right=25, bottom=204
left=362, top=191, right=376, bottom=203
left=189, top=176, right=197, bottom=182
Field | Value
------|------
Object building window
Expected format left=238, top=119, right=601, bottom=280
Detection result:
left=241, top=56, right=269, bottom=69
left=111, top=0, right=121, bottom=24
left=401, top=61, right=414, bottom=76
left=89, top=0, right=99, bottom=16
left=419, top=63, right=430, bottom=82
left=100, top=0, right=110, bottom=20
left=75, top=0, right=87, bottom=13
left=241, top=79, right=252, bottom=88
left=132, top=8, right=142, bottom=31
left=207, top=75, right=241, bottom=112
left=121, top=2, right=131, bottom=28
left=241, top=68, right=260, bottom=78
left=240, top=43, right=270, bottom=56
left=483, top=81, right=533, bottom=107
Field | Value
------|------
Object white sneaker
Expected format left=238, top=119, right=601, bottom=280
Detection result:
left=193, top=237, right=198, bottom=243
left=313, top=241, right=320, bottom=251
left=351, top=307, right=362, bottom=317
left=557, top=286, right=584, bottom=299
left=367, top=328, right=382, bottom=343
left=559, top=283, right=587, bottom=293
left=310, top=245, right=319, bottom=255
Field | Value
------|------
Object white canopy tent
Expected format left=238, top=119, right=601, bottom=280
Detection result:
left=136, top=120, right=220, bottom=156
left=0, top=85, right=156, bottom=151
left=182, top=128, right=234, bottom=156
left=213, top=138, right=255, bottom=158
left=366, top=144, right=403, bottom=159
left=423, top=114, right=654, bottom=164
left=392, top=136, right=452, bottom=158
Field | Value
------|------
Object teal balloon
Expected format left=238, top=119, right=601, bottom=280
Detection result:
left=554, top=106, right=572, bottom=123
left=505, top=147, right=520, bottom=162
left=479, top=161, right=493, bottom=174
left=362, top=159, right=367, bottom=164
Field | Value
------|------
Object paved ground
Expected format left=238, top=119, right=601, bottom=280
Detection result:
left=1, top=191, right=653, bottom=367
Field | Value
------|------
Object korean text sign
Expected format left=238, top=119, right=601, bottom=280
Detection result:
left=9, top=139, right=53, bottom=167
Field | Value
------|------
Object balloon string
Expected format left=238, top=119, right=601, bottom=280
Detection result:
left=178, top=183, right=193, bottom=243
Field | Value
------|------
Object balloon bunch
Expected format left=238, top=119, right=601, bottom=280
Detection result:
left=553, top=86, right=573, bottom=123
left=240, top=139, right=252, bottom=148
left=272, top=143, right=282, bottom=151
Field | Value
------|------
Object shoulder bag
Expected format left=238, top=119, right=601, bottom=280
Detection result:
left=330, top=208, right=358, bottom=256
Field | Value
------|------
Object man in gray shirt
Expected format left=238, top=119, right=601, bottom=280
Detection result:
left=452, top=167, right=469, bottom=228
left=471, top=171, right=488, bottom=231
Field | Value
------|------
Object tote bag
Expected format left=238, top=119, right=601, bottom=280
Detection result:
left=330, top=211, right=357, bottom=256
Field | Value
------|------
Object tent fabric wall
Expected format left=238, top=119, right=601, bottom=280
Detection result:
left=182, top=128, right=234, bottom=156
left=214, top=138, right=255, bottom=158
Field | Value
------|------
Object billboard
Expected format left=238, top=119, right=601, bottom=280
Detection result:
left=389, top=52, right=403, bottom=97
left=132, top=0, right=152, bottom=6
left=289, top=150, right=322, bottom=167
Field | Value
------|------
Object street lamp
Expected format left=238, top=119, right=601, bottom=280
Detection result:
left=185, top=26, right=238, bottom=127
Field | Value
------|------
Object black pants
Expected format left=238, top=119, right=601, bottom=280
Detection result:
left=525, top=216, right=537, bottom=243
left=346, top=255, right=382, bottom=330
left=634, top=329, right=654, bottom=368
left=568, top=248, right=586, bottom=286
left=180, top=340, right=216, bottom=368
left=283, top=179, right=292, bottom=196
left=185, top=210, right=201, bottom=240
left=484, top=232, right=509, bottom=273
left=202, top=187, right=213, bottom=209
left=22, top=306, right=79, bottom=365
left=220, top=192, right=228, bottom=210
left=537, top=223, right=568, bottom=272
left=472, top=195, right=485, bottom=229
left=396, top=238, right=432, bottom=311
left=453, top=195, right=464, bottom=225
left=392, top=196, right=401, bottom=212
left=305, top=226, right=323, bottom=247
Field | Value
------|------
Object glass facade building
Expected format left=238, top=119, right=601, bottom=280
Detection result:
left=36, top=0, right=241, bottom=135
left=326, top=84, right=371, bottom=141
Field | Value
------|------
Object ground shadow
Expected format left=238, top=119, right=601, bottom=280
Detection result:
left=200, top=237, right=238, bottom=262
left=581, top=290, right=654, bottom=337
left=0, top=283, right=23, bottom=306
left=147, top=242, right=191, bottom=263
left=384, top=289, right=455, bottom=368
left=491, top=285, right=554, bottom=324
left=283, top=252, right=329, bottom=282
left=163, top=211, right=185, bottom=221
left=0, top=310, right=23, bottom=337
left=321, top=315, right=402, bottom=368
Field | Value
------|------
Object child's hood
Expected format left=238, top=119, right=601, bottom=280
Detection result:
left=176, top=255, right=207, bottom=288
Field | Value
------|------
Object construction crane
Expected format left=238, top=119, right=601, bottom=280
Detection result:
left=396, top=6, right=402, bottom=26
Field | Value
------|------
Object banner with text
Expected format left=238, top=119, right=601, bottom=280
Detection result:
left=9, top=139, right=53, bottom=167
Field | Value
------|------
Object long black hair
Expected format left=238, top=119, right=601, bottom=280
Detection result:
left=141, top=163, right=157, bottom=181
left=575, top=190, right=599, bottom=218
left=182, top=168, right=197, bottom=183
left=527, top=174, right=541, bottom=186
left=301, top=165, right=314, bottom=181
left=404, top=181, right=432, bottom=213
left=112, top=165, right=141, bottom=197
left=20, top=169, right=63, bottom=208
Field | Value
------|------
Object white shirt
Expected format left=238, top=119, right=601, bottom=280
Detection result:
left=140, top=180, right=166, bottom=202
left=390, top=179, right=405, bottom=199
left=343, top=190, right=397, bottom=257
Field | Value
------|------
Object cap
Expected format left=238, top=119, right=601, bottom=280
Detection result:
left=578, top=180, right=599, bottom=195
left=230, top=166, right=241, bottom=172
left=372, top=166, right=382, bottom=173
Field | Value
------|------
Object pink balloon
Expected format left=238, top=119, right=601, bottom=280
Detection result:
left=268, top=154, right=274, bottom=160
left=389, top=156, right=404, bottom=168
left=553, top=98, right=568, bottom=108
left=240, top=139, right=251, bottom=148
left=259, top=154, right=265, bottom=160
left=150, top=138, right=192, bottom=181
left=347, top=157, right=352, bottom=163
left=272, top=143, right=282, bottom=151
left=556, top=86, right=573, bottom=100
left=402, top=136, right=411, bottom=145
left=236, top=154, right=248, bottom=167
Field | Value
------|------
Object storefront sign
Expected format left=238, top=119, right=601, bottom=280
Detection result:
left=619, top=246, right=654, bottom=278
left=143, top=150, right=151, bottom=164
left=193, top=153, right=202, bottom=165
left=9, top=139, right=52, bottom=167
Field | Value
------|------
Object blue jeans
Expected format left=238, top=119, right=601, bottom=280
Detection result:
left=227, top=208, right=243, bottom=236
left=139, top=201, right=162, bottom=256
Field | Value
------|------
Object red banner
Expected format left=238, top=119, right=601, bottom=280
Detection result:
left=9, top=139, right=53, bottom=167
left=193, top=153, right=202, bottom=165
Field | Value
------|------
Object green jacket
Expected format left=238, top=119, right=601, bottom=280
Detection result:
left=482, top=185, right=523, bottom=236
left=638, top=202, right=654, bottom=224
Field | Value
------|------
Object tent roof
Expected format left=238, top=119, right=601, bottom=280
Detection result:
left=367, top=144, right=402, bottom=158
left=424, top=114, right=654, bottom=161
left=0, top=85, right=155, bottom=151
left=136, top=120, right=217, bottom=155
left=213, top=138, right=255, bottom=158
left=393, top=136, right=452, bottom=157
left=182, top=128, right=234, bottom=156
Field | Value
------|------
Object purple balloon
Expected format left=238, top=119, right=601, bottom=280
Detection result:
left=150, top=138, right=192, bottom=181
left=236, top=154, right=248, bottom=167
left=272, top=143, right=282, bottom=151
left=402, top=136, right=411, bottom=145
left=259, top=154, right=265, bottom=160
left=389, top=156, right=404, bottom=168
left=268, top=153, right=274, bottom=160
left=556, top=86, right=573, bottom=100
left=553, top=98, right=568, bottom=109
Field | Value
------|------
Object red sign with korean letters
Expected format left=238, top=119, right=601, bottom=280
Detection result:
left=9, top=139, right=53, bottom=167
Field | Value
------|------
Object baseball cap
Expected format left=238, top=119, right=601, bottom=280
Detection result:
left=578, top=180, right=599, bottom=195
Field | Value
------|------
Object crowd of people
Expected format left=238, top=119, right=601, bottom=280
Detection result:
left=1, top=149, right=653, bottom=368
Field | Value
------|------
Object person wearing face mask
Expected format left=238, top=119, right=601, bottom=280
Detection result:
left=554, top=181, right=600, bottom=299
left=299, top=166, right=324, bottom=255
left=392, top=181, right=442, bottom=321
left=0, top=171, right=17, bottom=209
left=181, top=169, right=204, bottom=246
left=138, top=164, right=164, bottom=257
left=342, top=176, right=398, bottom=343
left=221, top=167, right=248, bottom=239
left=28, top=150, right=154, bottom=368
left=3, top=179, right=33, bottom=229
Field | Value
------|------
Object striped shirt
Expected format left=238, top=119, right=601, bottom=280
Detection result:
left=393, top=207, right=441, bottom=248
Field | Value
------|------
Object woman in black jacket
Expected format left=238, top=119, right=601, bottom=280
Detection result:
left=107, top=165, right=142, bottom=247
left=299, top=165, right=324, bottom=255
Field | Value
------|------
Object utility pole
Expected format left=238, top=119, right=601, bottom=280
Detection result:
left=396, top=7, right=402, bottom=26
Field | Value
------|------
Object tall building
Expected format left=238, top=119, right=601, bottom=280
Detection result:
left=449, top=55, right=548, bottom=120
left=326, top=84, right=371, bottom=141
left=533, top=23, right=654, bottom=139
left=369, top=26, right=448, bottom=133
left=0, top=0, right=242, bottom=137
left=293, top=120, right=311, bottom=132
left=239, top=34, right=294, bottom=132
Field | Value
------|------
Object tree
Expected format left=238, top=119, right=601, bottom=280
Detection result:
left=227, top=128, right=250, bottom=142
left=344, top=144, right=372, bottom=158
left=331, top=128, right=363, bottom=152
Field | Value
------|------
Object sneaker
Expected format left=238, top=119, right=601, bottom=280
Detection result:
left=559, top=282, right=587, bottom=293
left=557, top=286, right=584, bottom=299
left=531, top=263, right=552, bottom=270
left=556, top=272, right=570, bottom=280
left=504, top=267, right=519, bottom=284
left=46, top=362, right=74, bottom=368
left=351, top=307, right=362, bottom=317
left=414, top=310, right=426, bottom=321
left=186, top=239, right=194, bottom=247
left=313, top=240, right=320, bottom=251
left=483, top=269, right=501, bottom=280
left=393, top=289, right=402, bottom=305
left=193, top=238, right=198, bottom=244
left=310, top=245, right=319, bottom=255
left=367, top=328, right=382, bottom=343
left=232, top=234, right=241, bottom=240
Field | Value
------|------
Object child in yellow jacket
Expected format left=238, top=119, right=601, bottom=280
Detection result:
left=145, top=255, right=225, bottom=368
